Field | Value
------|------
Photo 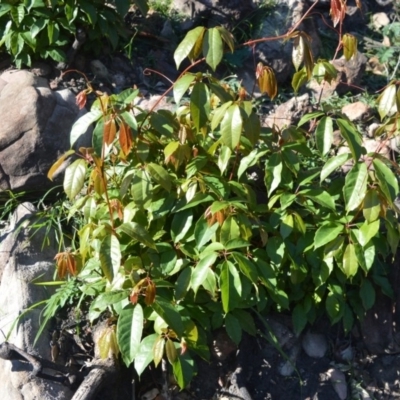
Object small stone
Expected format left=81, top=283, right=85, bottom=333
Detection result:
left=91, top=60, right=110, bottom=80
left=372, top=12, right=390, bottom=30
left=327, top=368, right=347, bottom=400
left=278, top=343, right=301, bottom=377
left=341, top=101, right=372, bottom=122
left=302, top=332, right=328, bottom=358
left=278, top=359, right=295, bottom=376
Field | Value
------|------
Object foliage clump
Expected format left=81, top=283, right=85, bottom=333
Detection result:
left=5, top=0, right=400, bottom=390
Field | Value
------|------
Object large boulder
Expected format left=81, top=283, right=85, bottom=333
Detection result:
left=0, top=70, right=90, bottom=194
left=0, top=203, right=73, bottom=400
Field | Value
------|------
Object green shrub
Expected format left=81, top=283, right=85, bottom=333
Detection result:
left=20, top=2, right=400, bottom=390
left=0, top=0, right=149, bottom=67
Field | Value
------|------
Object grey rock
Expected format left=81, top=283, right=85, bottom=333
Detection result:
left=0, top=203, right=73, bottom=400
left=302, top=332, right=328, bottom=358
left=0, top=70, right=91, bottom=194
left=327, top=368, right=348, bottom=399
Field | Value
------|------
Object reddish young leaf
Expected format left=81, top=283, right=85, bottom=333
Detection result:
left=54, top=251, right=77, bottom=278
left=330, top=0, right=346, bottom=27
left=144, top=280, right=156, bottom=306
left=256, top=63, right=277, bottom=99
left=119, top=122, right=133, bottom=156
left=76, top=90, right=88, bottom=110
left=103, top=117, right=117, bottom=146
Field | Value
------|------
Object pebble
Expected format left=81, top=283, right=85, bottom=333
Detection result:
left=327, top=368, right=347, bottom=400
left=302, top=332, right=328, bottom=358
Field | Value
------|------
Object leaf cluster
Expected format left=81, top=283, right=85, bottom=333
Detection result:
left=0, top=0, right=149, bottom=67
left=36, top=10, right=400, bottom=390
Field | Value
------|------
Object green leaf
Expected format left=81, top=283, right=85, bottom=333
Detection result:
left=191, top=252, right=218, bottom=294
left=174, top=73, right=196, bottom=105
left=117, top=304, right=143, bottom=367
left=203, top=27, right=223, bottom=71
left=377, top=84, right=397, bottom=120
left=336, top=118, right=364, bottom=161
left=132, top=0, right=149, bottom=15
left=232, top=309, right=256, bottom=335
left=172, top=352, right=195, bottom=389
left=131, top=169, right=151, bottom=207
left=220, top=261, right=241, bottom=314
left=314, top=223, right=344, bottom=249
left=71, top=109, right=102, bottom=147
left=171, top=210, right=193, bottom=243
left=11, top=4, right=24, bottom=25
left=298, top=111, right=325, bottom=127
left=360, top=279, right=375, bottom=310
left=100, top=234, right=121, bottom=282
left=233, top=252, right=258, bottom=284
left=225, top=313, right=241, bottom=345
left=363, top=189, right=380, bottom=223
left=326, top=292, right=343, bottom=324
left=373, top=158, right=399, bottom=206
left=166, top=339, right=178, bottom=364
left=147, top=163, right=172, bottom=192
left=90, top=290, right=128, bottom=312
left=292, top=67, right=308, bottom=94
left=217, top=26, right=235, bottom=53
left=64, top=159, right=86, bottom=200
left=299, top=189, right=336, bottom=210
left=343, top=162, right=368, bottom=212
left=217, top=145, right=232, bottom=175
left=194, top=219, right=219, bottom=249
left=220, top=216, right=240, bottom=246
left=265, top=153, right=283, bottom=196
left=237, top=149, right=258, bottom=180
left=358, top=219, right=379, bottom=247
left=342, top=243, right=358, bottom=277
left=152, top=298, right=184, bottom=337
left=117, top=222, right=156, bottom=250
left=174, top=26, right=205, bottom=69
left=316, top=116, right=333, bottom=156
left=320, top=152, right=352, bottom=182
left=280, top=213, right=294, bottom=239
left=220, top=104, right=242, bottom=150
left=292, top=303, right=308, bottom=335
left=175, top=267, right=192, bottom=300
left=190, top=82, right=210, bottom=131
left=211, top=101, right=233, bottom=131
left=153, top=336, right=165, bottom=367
left=45, top=48, right=66, bottom=63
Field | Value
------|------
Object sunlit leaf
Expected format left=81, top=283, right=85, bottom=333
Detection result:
left=174, top=26, right=206, bottom=69
left=220, top=104, right=242, bottom=150
left=118, top=222, right=156, bottom=250
left=190, top=82, right=210, bottom=131
left=342, top=243, right=358, bottom=277
left=100, top=234, right=121, bottom=282
left=203, top=27, right=223, bottom=71
left=64, top=159, right=87, bottom=200
left=315, top=116, right=333, bottom=156
left=314, top=223, right=344, bottom=249
left=343, top=162, right=368, bottom=212
left=373, top=158, right=399, bottom=206
left=117, top=304, right=143, bottom=367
